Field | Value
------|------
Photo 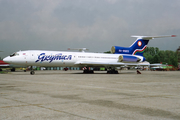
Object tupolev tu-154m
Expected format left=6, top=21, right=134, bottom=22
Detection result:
left=3, top=35, right=175, bottom=75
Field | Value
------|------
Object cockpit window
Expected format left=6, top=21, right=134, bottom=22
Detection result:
left=10, top=52, right=19, bottom=57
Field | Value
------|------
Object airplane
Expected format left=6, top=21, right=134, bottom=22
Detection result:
left=3, top=35, right=175, bottom=75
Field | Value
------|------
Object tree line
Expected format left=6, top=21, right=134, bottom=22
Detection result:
left=144, top=47, right=179, bottom=67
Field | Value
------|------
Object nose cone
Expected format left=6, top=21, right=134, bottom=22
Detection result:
left=3, top=56, right=11, bottom=63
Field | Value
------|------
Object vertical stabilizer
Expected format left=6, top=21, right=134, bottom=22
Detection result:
left=130, top=35, right=175, bottom=56
left=111, top=35, right=176, bottom=56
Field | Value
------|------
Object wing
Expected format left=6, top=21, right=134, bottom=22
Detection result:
left=0, top=60, right=10, bottom=68
left=0, top=64, right=10, bottom=68
left=150, top=63, right=162, bottom=66
left=74, top=61, right=150, bottom=67
left=75, top=61, right=124, bottom=67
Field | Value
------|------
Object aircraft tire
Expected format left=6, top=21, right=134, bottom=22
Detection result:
left=83, top=70, right=94, bottom=74
left=88, top=70, right=94, bottom=73
left=107, top=70, right=118, bottom=74
left=11, top=68, right=15, bottom=72
left=30, top=71, right=35, bottom=75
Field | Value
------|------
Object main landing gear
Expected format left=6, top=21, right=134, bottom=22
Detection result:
left=83, top=67, right=94, bottom=73
left=11, top=68, right=16, bottom=72
left=30, top=66, right=35, bottom=75
left=107, top=68, right=119, bottom=74
left=83, top=69, right=94, bottom=73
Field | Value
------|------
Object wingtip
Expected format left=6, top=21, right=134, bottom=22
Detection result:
left=171, top=35, right=176, bottom=37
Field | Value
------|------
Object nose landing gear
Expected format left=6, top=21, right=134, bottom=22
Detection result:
left=30, top=71, right=35, bottom=75
left=30, top=66, right=35, bottom=75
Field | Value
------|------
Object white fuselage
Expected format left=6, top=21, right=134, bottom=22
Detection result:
left=3, top=50, right=144, bottom=67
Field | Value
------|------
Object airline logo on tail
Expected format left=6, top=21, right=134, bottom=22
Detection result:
left=132, top=45, right=147, bottom=55
left=138, top=41, right=142, bottom=47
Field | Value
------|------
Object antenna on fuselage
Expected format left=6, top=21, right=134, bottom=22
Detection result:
left=67, top=48, right=89, bottom=52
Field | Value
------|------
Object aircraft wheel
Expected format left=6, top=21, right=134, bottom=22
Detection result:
left=30, top=71, right=35, bottom=75
left=115, top=70, right=119, bottom=74
left=83, top=70, right=94, bottom=74
left=107, top=70, right=118, bottom=74
left=11, top=68, right=15, bottom=72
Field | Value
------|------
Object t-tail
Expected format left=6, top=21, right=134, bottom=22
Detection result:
left=111, top=35, right=176, bottom=56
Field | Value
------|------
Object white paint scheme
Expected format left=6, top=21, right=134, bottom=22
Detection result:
left=3, top=50, right=147, bottom=68
left=3, top=35, right=175, bottom=74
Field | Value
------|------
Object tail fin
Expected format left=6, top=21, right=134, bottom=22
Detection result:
left=131, top=35, right=176, bottom=56
left=111, top=35, right=176, bottom=56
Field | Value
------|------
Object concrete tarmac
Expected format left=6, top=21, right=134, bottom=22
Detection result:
left=0, top=70, right=180, bottom=120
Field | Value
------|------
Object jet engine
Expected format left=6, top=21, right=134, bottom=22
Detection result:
left=111, top=46, right=116, bottom=54
left=118, top=55, right=141, bottom=63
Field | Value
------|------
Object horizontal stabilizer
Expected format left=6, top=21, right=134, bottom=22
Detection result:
left=131, top=35, right=176, bottom=40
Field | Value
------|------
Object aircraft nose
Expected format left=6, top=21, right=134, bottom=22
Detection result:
left=3, top=57, right=11, bottom=63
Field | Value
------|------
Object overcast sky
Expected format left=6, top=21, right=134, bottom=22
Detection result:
left=0, top=0, right=180, bottom=58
